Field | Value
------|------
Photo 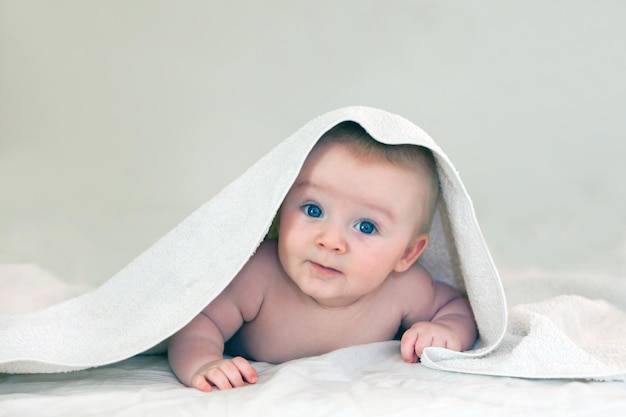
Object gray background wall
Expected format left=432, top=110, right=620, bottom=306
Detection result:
left=1, top=1, right=625, bottom=286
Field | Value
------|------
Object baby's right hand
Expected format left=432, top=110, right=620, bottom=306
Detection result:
left=191, top=356, right=258, bottom=392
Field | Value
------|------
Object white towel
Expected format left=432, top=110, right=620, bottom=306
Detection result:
left=422, top=295, right=626, bottom=381
left=0, top=106, right=505, bottom=373
left=1, top=106, right=623, bottom=381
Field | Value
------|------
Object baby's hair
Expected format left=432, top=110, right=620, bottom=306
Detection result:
left=265, top=121, right=441, bottom=240
left=316, top=121, right=440, bottom=234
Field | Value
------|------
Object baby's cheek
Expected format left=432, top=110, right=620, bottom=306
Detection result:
left=357, top=257, right=391, bottom=282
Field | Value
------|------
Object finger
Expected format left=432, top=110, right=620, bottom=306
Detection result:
left=232, top=356, right=258, bottom=384
left=414, top=335, right=434, bottom=358
left=431, top=336, right=448, bottom=349
left=400, top=330, right=419, bottom=363
left=447, top=338, right=462, bottom=352
left=205, top=367, right=235, bottom=391
left=218, top=361, right=247, bottom=388
left=191, top=374, right=214, bottom=392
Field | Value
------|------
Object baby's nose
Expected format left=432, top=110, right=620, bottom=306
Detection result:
left=315, top=224, right=347, bottom=253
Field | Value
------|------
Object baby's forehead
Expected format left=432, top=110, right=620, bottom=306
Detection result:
left=301, top=143, right=428, bottom=195
left=310, top=140, right=431, bottom=177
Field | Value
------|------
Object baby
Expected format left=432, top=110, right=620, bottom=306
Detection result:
left=168, top=121, right=477, bottom=391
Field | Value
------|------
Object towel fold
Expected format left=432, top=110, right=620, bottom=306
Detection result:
left=421, top=295, right=626, bottom=381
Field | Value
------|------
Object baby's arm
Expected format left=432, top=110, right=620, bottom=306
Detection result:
left=399, top=270, right=477, bottom=363
left=168, top=243, right=272, bottom=391
left=167, top=302, right=257, bottom=391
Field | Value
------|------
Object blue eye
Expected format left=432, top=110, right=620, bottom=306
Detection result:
left=356, top=220, right=377, bottom=235
left=303, top=203, right=323, bottom=218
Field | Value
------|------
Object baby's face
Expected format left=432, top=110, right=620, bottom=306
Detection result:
left=277, top=142, right=429, bottom=308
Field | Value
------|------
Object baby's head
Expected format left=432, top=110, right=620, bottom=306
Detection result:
left=315, top=121, right=440, bottom=235
left=273, top=121, right=441, bottom=307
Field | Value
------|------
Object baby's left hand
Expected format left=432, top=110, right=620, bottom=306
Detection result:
left=400, top=321, right=462, bottom=363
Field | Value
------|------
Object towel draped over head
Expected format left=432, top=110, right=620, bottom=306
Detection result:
left=0, top=106, right=507, bottom=374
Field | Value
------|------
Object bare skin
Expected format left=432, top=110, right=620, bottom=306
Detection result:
left=168, top=241, right=475, bottom=391
left=168, top=141, right=477, bottom=392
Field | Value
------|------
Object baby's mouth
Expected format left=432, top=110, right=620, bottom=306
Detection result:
left=309, top=261, right=342, bottom=275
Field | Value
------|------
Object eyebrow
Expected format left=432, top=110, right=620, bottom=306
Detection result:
left=360, top=200, right=395, bottom=223
left=293, top=179, right=396, bottom=223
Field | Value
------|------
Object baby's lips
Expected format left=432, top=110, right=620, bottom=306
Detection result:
left=309, top=260, right=342, bottom=275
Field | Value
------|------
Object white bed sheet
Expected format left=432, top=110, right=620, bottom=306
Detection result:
left=2, top=343, right=626, bottom=417
left=2, top=266, right=626, bottom=417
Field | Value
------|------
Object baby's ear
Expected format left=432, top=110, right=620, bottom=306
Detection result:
left=394, top=234, right=428, bottom=273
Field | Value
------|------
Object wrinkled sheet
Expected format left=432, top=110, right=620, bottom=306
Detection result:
left=2, top=344, right=625, bottom=417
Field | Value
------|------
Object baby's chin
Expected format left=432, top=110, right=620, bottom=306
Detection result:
left=301, top=288, right=372, bottom=309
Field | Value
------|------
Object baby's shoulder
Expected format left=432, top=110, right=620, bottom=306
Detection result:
left=383, top=263, right=437, bottom=306
left=226, top=240, right=281, bottom=290
left=384, top=263, right=443, bottom=324
left=248, top=239, right=281, bottom=270
left=388, top=262, right=434, bottom=290
left=240, top=238, right=278, bottom=267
